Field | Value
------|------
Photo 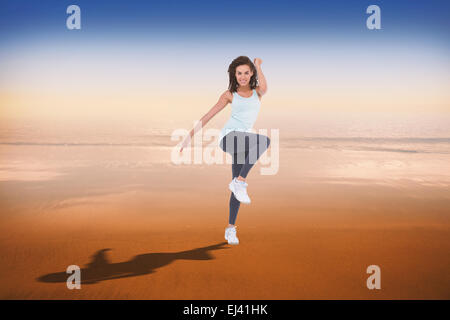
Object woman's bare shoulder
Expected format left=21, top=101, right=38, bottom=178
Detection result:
left=221, top=90, right=233, bottom=103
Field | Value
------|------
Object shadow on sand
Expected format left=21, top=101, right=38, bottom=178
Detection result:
left=37, top=242, right=229, bottom=284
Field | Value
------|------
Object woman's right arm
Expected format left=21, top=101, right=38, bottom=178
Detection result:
left=180, top=90, right=232, bottom=153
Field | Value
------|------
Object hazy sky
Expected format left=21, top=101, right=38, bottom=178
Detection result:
left=0, top=0, right=449, bottom=127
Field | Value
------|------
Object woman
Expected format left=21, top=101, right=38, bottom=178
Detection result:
left=179, top=56, right=270, bottom=245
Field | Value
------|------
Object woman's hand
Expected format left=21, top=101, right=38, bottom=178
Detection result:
left=254, top=58, right=263, bottom=67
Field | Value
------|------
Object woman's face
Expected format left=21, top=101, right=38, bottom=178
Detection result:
left=235, top=64, right=253, bottom=87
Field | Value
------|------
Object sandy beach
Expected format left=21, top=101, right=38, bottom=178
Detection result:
left=0, top=138, right=449, bottom=299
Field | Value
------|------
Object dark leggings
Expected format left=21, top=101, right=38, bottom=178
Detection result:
left=219, top=131, right=271, bottom=225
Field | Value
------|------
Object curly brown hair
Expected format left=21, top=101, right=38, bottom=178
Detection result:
left=227, top=56, right=258, bottom=93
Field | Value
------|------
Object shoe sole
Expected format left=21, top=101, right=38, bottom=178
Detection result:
left=228, top=181, right=251, bottom=204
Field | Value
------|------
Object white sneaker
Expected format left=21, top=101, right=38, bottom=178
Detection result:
left=228, top=178, right=251, bottom=204
left=225, top=226, right=239, bottom=245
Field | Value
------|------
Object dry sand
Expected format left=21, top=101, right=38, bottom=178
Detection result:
left=0, top=160, right=449, bottom=299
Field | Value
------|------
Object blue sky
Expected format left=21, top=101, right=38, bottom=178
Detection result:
left=0, top=0, right=449, bottom=124
left=1, top=0, right=449, bottom=45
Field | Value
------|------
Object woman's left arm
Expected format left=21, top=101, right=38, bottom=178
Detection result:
left=254, top=58, right=267, bottom=96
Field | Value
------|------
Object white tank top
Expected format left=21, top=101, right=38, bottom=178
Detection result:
left=218, top=89, right=261, bottom=145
